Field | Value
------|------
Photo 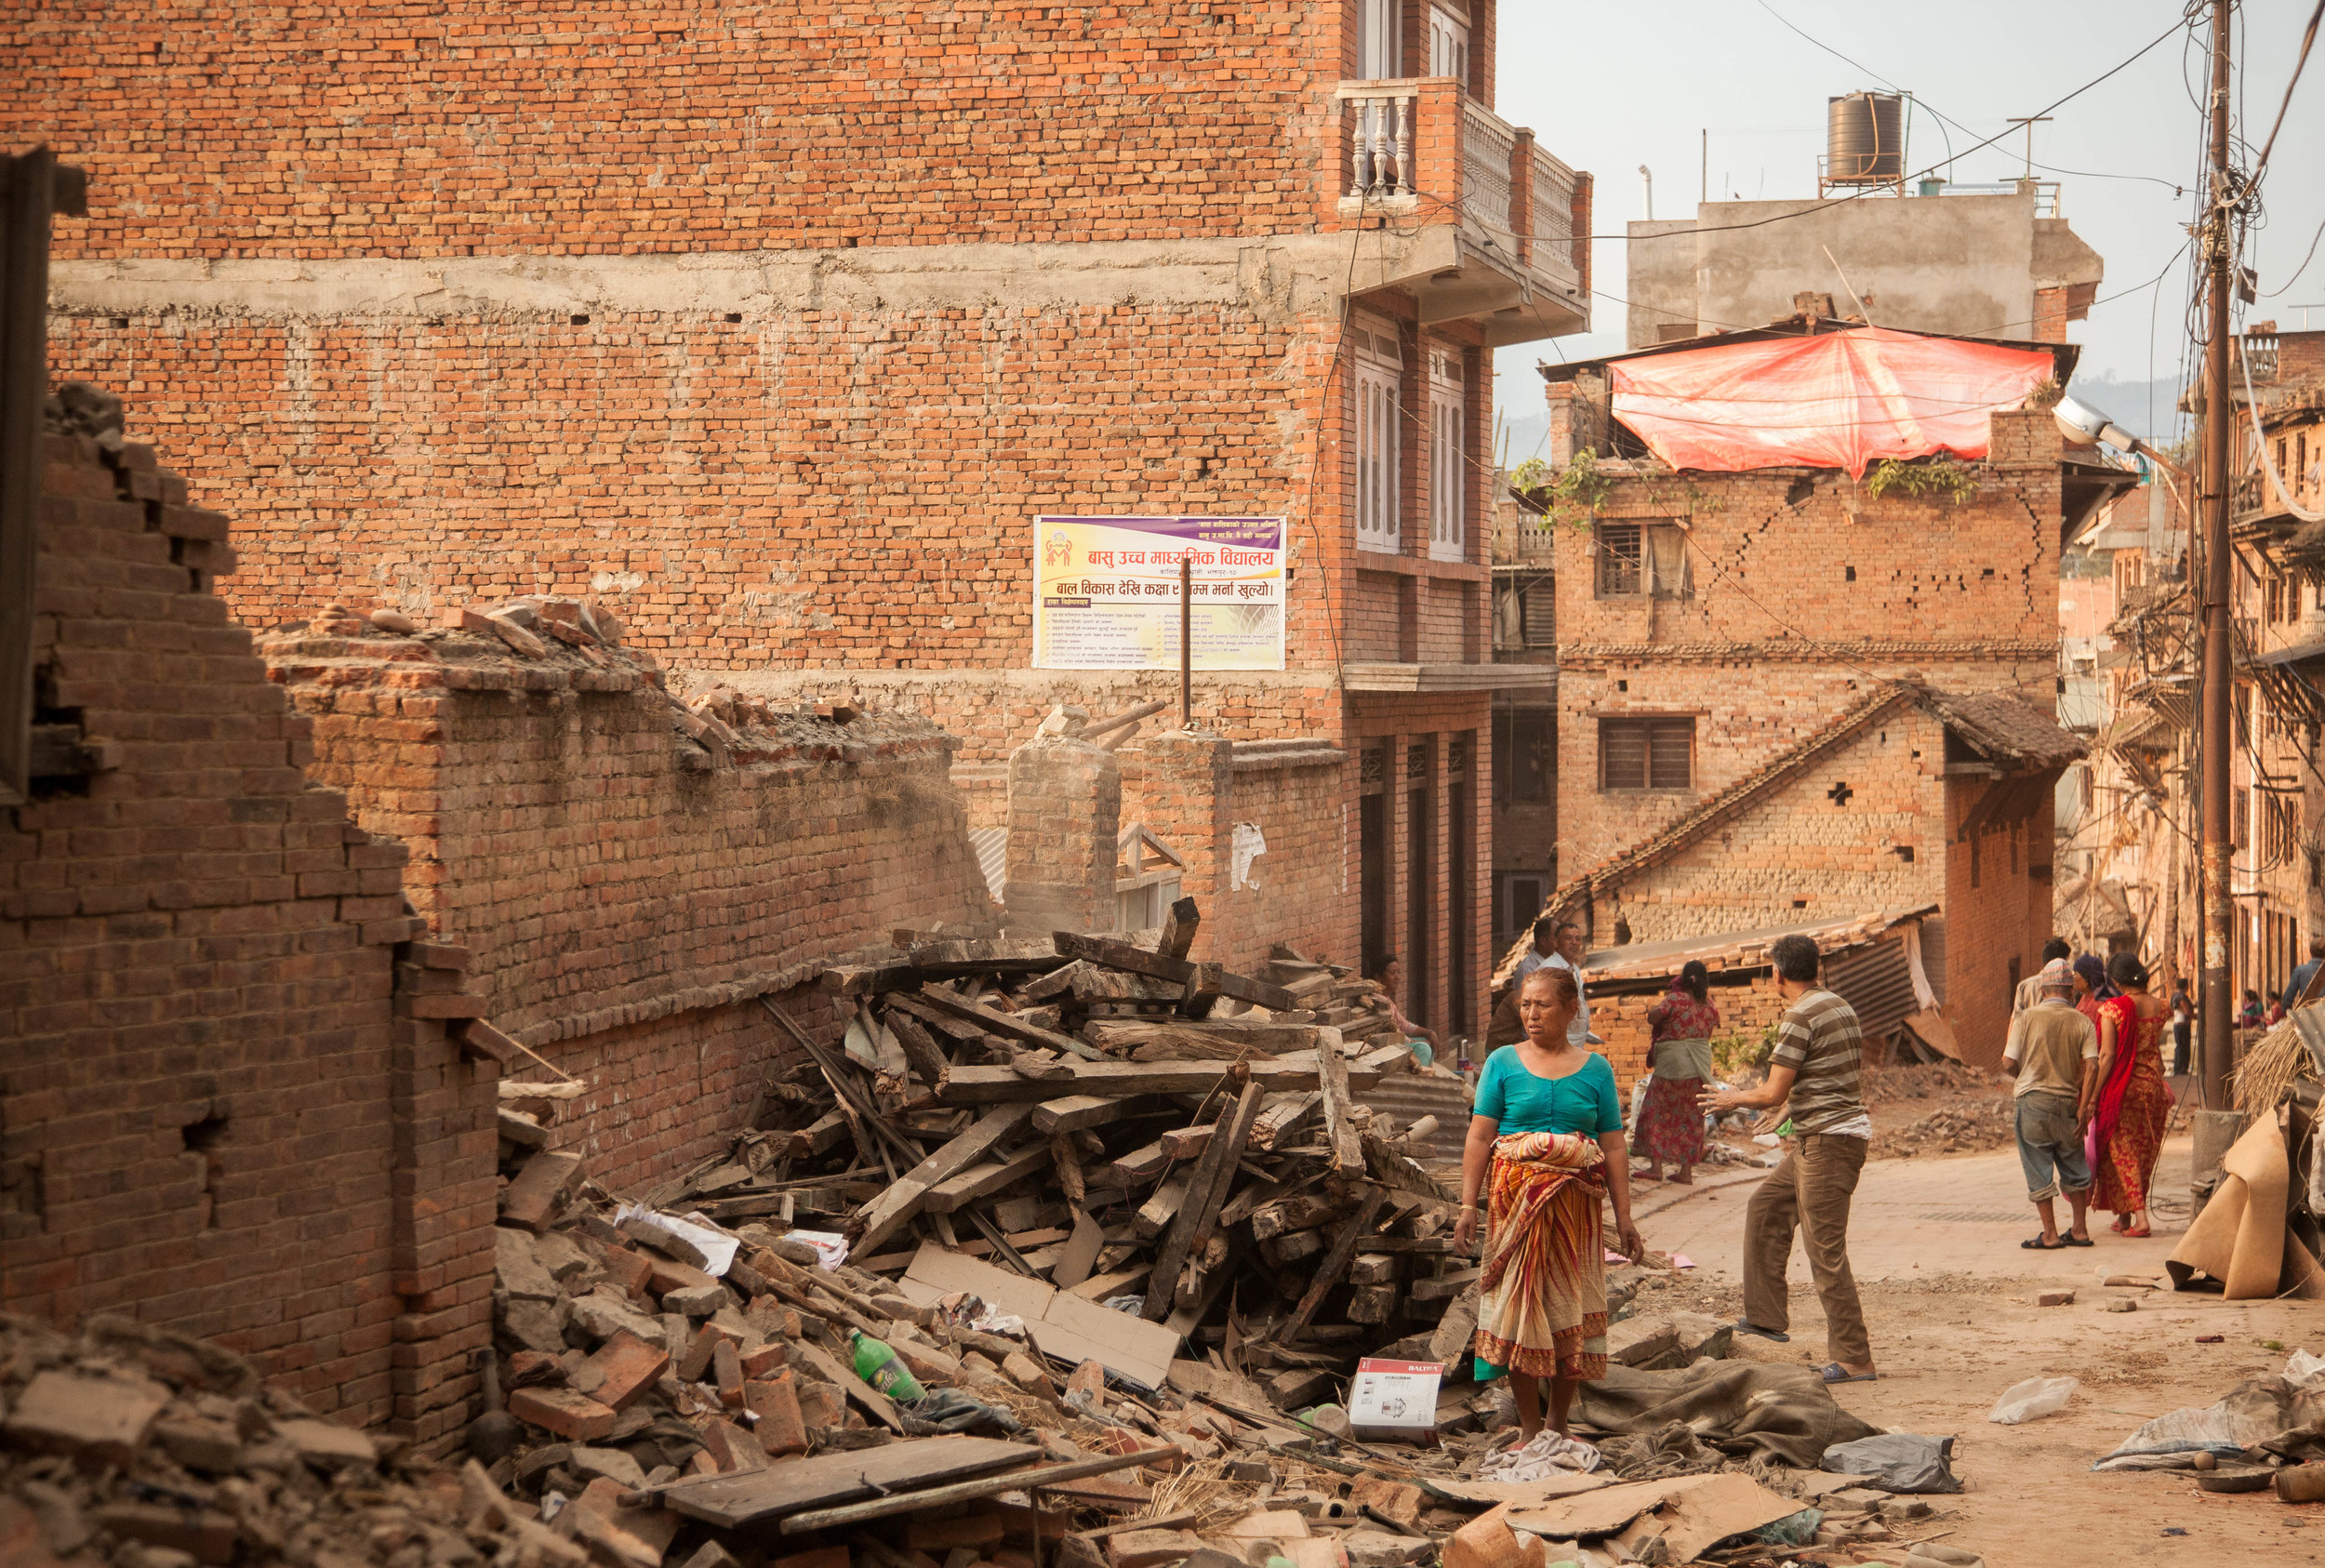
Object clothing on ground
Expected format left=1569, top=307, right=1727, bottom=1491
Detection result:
left=2090, top=994, right=2172, bottom=1216
left=1771, top=988, right=1868, bottom=1137
left=2003, top=998, right=2096, bottom=1100
left=2013, top=1089, right=2092, bottom=1203
left=1473, top=1131, right=1609, bottom=1382
left=1576, top=1362, right=1880, bottom=1469
left=1475, top=1045, right=1623, bottom=1137
left=1744, top=1133, right=1871, bottom=1367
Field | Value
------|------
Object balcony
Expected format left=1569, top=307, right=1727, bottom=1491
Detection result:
left=1332, top=78, right=1590, bottom=346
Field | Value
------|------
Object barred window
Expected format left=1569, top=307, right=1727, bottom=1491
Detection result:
left=1600, top=716, right=1694, bottom=791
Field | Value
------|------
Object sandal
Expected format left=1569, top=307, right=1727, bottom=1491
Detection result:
left=1732, top=1319, right=1790, bottom=1344
left=2124, top=1225, right=2153, bottom=1238
left=2020, top=1235, right=2066, bottom=1250
left=1821, top=1362, right=1878, bottom=1384
left=2064, top=1233, right=2095, bottom=1247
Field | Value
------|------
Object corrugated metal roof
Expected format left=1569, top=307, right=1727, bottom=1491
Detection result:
left=1365, top=1074, right=1474, bottom=1163
left=969, top=827, right=1006, bottom=902
left=1823, top=936, right=1918, bottom=1043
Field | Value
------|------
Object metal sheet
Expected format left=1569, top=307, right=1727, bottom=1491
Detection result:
left=1362, top=1074, right=1475, bottom=1163
left=1823, top=937, right=1918, bottom=1044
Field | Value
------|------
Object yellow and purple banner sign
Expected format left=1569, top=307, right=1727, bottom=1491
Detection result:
left=1031, top=515, right=1285, bottom=671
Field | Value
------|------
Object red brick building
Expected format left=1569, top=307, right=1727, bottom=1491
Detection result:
left=1508, top=324, right=2119, bottom=1065
left=13, top=0, right=1591, bottom=1039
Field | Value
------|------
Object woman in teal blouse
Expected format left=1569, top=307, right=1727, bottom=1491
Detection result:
left=1454, top=965, right=1643, bottom=1442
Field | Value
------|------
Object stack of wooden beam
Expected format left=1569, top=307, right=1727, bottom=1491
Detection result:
left=669, top=901, right=1481, bottom=1413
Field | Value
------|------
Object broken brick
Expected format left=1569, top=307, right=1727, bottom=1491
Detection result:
left=499, top=1152, right=584, bottom=1233
left=506, top=1386, right=617, bottom=1442
left=744, top=1374, right=808, bottom=1458
left=2, top=1372, right=169, bottom=1467
left=576, top=1331, right=669, bottom=1413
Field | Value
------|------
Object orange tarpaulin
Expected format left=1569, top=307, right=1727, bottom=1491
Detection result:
left=1607, top=326, right=2056, bottom=479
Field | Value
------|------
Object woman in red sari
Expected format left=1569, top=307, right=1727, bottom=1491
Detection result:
left=2090, top=950, right=2172, bottom=1238
left=1637, top=961, right=1718, bottom=1184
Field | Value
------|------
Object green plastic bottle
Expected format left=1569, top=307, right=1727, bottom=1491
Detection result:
left=849, top=1330, right=926, bottom=1402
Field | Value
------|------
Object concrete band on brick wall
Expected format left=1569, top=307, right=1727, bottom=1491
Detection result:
left=48, top=232, right=1456, bottom=322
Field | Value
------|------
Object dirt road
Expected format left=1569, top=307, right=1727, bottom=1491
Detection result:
left=1630, top=1136, right=2325, bottom=1565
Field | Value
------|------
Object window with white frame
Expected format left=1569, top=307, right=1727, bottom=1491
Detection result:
left=1428, top=344, right=1466, bottom=562
left=1428, top=4, right=1469, bottom=86
left=1353, top=313, right=1402, bottom=554
left=1358, top=0, right=1402, bottom=79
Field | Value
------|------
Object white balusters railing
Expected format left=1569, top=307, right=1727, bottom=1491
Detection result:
left=1531, top=149, right=1577, bottom=271
left=1345, top=88, right=1414, bottom=199
left=1459, top=99, right=1514, bottom=235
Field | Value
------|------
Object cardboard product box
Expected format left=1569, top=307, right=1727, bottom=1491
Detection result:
left=1348, top=1358, right=1442, bottom=1444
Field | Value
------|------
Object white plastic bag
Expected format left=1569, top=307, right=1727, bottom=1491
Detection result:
left=1988, top=1375, right=2079, bottom=1425
left=2285, top=1349, right=2325, bottom=1389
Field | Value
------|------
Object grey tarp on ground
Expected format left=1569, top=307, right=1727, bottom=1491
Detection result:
left=1577, top=1362, right=1882, bottom=1468
left=2092, top=1373, right=2325, bottom=1470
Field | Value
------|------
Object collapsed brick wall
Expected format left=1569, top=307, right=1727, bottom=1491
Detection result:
left=1, top=391, right=495, bottom=1449
left=265, top=619, right=992, bottom=1189
left=1211, top=754, right=1350, bottom=976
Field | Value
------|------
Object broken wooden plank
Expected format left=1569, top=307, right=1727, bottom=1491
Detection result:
left=1282, top=1189, right=1389, bottom=1343
left=1108, top=1137, right=1173, bottom=1184
left=649, top=1436, right=1032, bottom=1529
left=1135, top=1171, right=1192, bottom=1239
left=935, top=1060, right=1324, bottom=1103
left=1021, top=960, right=1180, bottom=1006
left=1318, top=1036, right=1363, bottom=1173
left=1067, top=1264, right=1150, bottom=1302
left=851, top=1104, right=1036, bottom=1256
left=1082, top=1019, right=1322, bottom=1055
left=1158, top=896, right=1201, bottom=961
left=1247, top=1090, right=1320, bottom=1151
left=1052, top=1208, right=1104, bottom=1290
left=923, top=1142, right=1053, bottom=1214
left=885, top=1010, right=951, bottom=1094
left=1050, top=931, right=1296, bottom=1011
left=909, top=984, right=1107, bottom=1062
left=1030, top=1094, right=1156, bottom=1136
left=1408, top=1267, right=1481, bottom=1302
left=1140, top=1083, right=1259, bottom=1322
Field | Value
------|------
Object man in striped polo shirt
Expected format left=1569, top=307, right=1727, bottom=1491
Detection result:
left=1701, top=934, right=1875, bottom=1384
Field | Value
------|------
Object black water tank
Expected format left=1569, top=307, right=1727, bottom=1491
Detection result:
left=1827, top=91, right=1904, bottom=183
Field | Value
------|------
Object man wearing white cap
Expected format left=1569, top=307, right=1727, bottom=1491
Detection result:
left=2000, top=956, right=2099, bottom=1250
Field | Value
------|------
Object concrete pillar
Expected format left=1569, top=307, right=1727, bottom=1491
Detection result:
left=1002, top=708, right=1121, bottom=936
left=1139, top=727, right=1235, bottom=961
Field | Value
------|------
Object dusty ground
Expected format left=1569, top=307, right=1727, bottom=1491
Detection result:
left=1628, top=1136, right=2325, bottom=1566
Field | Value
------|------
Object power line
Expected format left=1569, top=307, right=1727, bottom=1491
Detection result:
left=1749, top=0, right=2189, bottom=193
left=2252, top=0, right=2324, bottom=181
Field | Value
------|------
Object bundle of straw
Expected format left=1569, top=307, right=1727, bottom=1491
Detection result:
left=2232, top=1015, right=2317, bottom=1113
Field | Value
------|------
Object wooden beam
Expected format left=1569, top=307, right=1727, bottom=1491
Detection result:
left=1281, top=1189, right=1389, bottom=1343
left=923, top=1142, right=1053, bottom=1214
left=1051, top=932, right=1296, bottom=1011
left=850, top=1104, right=1036, bottom=1256
left=909, top=984, right=1107, bottom=1062
left=885, top=1009, right=951, bottom=1095
left=1030, top=1094, right=1156, bottom=1136
left=1158, top=895, right=1202, bottom=961
left=1083, top=1019, right=1322, bottom=1055
left=935, top=1060, right=1323, bottom=1104
left=1318, top=1041, right=1363, bottom=1172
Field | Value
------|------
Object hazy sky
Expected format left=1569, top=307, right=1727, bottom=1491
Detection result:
left=1492, top=0, right=2325, bottom=442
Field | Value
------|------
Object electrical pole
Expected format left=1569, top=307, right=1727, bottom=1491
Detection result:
left=2199, top=0, right=2236, bottom=1110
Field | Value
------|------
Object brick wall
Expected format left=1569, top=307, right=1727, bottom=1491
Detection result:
left=1596, top=709, right=1949, bottom=943
left=266, top=617, right=993, bottom=1188
left=1558, top=659, right=2044, bottom=878
left=1213, top=754, right=1349, bottom=974
left=1943, top=777, right=2056, bottom=1069
left=8, top=4, right=1343, bottom=259
left=2, top=389, right=495, bottom=1450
